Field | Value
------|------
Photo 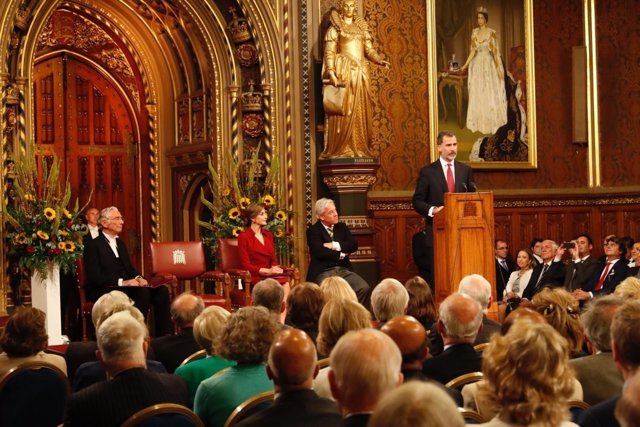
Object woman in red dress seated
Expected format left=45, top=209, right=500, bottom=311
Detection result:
left=237, top=203, right=290, bottom=306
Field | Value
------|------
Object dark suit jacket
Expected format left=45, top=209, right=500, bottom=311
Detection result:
left=64, top=367, right=188, bottom=427
left=577, top=397, right=620, bottom=427
left=422, top=343, right=483, bottom=385
left=150, top=328, right=201, bottom=374
left=72, top=359, right=167, bottom=392
left=570, top=352, right=623, bottom=406
left=495, top=258, right=517, bottom=298
left=522, top=260, right=566, bottom=300
left=564, top=256, right=599, bottom=291
left=412, top=159, right=475, bottom=241
left=584, top=258, right=629, bottom=295
left=83, top=231, right=139, bottom=301
left=341, top=414, right=371, bottom=427
left=475, top=315, right=501, bottom=345
left=306, top=221, right=358, bottom=282
left=235, top=389, right=341, bottom=427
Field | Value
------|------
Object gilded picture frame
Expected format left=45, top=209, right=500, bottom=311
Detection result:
left=427, top=0, right=537, bottom=169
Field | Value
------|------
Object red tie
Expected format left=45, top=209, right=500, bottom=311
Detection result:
left=446, top=163, right=455, bottom=193
left=595, top=262, right=613, bottom=291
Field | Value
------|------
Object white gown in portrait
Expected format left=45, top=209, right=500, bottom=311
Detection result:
left=466, top=28, right=507, bottom=134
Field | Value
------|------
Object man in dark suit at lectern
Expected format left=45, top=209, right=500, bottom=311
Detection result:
left=412, top=131, right=475, bottom=291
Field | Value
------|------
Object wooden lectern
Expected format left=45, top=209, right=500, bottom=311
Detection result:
left=433, top=191, right=496, bottom=307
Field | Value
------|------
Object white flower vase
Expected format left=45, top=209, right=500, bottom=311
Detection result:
left=31, top=264, right=66, bottom=346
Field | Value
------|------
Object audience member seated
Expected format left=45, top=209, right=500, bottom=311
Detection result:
left=285, top=281, right=325, bottom=343
left=532, top=287, right=585, bottom=357
left=194, top=306, right=278, bottom=427
left=380, top=315, right=462, bottom=406
left=306, top=198, right=369, bottom=307
left=472, top=319, right=579, bottom=427
left=238, top=203, right=291, bottom=302
left=0, top=306, right=67, bottom=376
left=521, top=239, right=566, bottom=301
left=320, top=276, right=358, bottom=304
left=574, top=237, right=630, bottom=303
left=500, top=248, right=534, bottom=319
left=494, top=239, right=517, bottom=300
left=571, top=295, right=624, bottom=405
left=404, top=276, right=437, bottom=331
left=252, top=278, right=287, bottom=325
left=368, top=382, right=465, bottom=427
left=328, top=329, right=403, bottom=427
left=459, top=274, right=501, bottom=344
left=614, top=276, right=640, bottom=300
left=628, top=241, right=640, bottom=277
left=422, top=293, right=483, bottom=385
left=175, top=305, right=236, bottom=408
left=578, top=300, right=640, bottom=427
left=370, top=278, right=409, bottom=328
left=235, top=329, right=341, bottom=427
left=564, top=234, right=598, bottom=291
left=72, top=305, right=166, bottom=392
left=314, top=299, right=371, bottom=398
left=63, top=311, right=188, bottom=427
left=463, top=311, right=583, bottom=420
left=151, top=292, right=204, bottom=373
left=84, top=206, right=171, bottom=336
left=615, top=369, right=640, bottom=427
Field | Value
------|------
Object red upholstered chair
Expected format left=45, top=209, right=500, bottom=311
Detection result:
left=219, top=238, right=300, bottom=308
left=75, top=259, right=94, bottom=341
left=149, top=241, right=231, bottom=309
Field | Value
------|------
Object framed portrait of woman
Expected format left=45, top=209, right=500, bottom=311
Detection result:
left=427, top=0, right=537, bottom=169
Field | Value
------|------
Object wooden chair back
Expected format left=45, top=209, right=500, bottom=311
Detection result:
left=179, top=349, right=208, bottom=367
left=121, top=403, right=204, bottom=427
left=223, top=390, right=275, bottom=427
left=457, top=408, right=486, bottom=424
left=150, top=241, right=207, bottom=280
left=445, top=372, right=484, bottom=390
left=75, top=258, right=94, bottom=341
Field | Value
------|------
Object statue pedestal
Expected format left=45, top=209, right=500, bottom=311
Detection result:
left=318, top=157, right=379, bottom=288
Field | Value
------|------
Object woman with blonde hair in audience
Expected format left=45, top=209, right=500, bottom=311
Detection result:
left=313, top=298, right=371, bottom=398
left=320, top=275, right=358, bottom=303
left=194, top=306, right=278, bottom=427
left=476, top=320, right=579, bottom=426
left=532, top=287, right=585, bottom=357
left=614, top=276, right=640, bottom=300
left=404, top=275, right=437, bottom=331
left=175, top=305, right=236, bottom=408
left=0, top=306, right=67, bottom=376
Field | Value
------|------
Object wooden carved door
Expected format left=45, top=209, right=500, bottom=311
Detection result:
left=33, top=54, right=142, bottom=266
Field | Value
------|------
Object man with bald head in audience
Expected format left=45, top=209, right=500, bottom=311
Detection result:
left=236, top=329, right=341, bottom=427
left=381, top=315, right=462, bottom=406
left=329, top=329, right=403, bottom=427
left=422, top=293, right=483, bottom=385
left=151, top=292, right=204, bottom=373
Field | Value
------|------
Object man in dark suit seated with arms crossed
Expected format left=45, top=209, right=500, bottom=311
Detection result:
left=306, top=198, right=369, bottom=306
left=83, top=206, right=172, bottom=337
left=412, top=130, right=475, bottom=291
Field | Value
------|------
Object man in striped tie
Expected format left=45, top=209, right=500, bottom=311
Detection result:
left=573, top=236, right=629, bottom=302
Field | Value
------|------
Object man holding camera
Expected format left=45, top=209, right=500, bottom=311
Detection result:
left=573, top=236, right=629, bottom=301
left=564, top=233, right=599, bottom=291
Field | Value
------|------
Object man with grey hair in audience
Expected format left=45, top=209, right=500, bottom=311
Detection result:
left=458, top=274, right=501, bottom=344
left=64, top=311, right=188, bottom=427
left=151, top=292, right=204, bottom=373
left=252, top=278, right=287, bottom=325
left=571, top=294, right=624, bottom=406
left=328, top=329, right=403, bottom=427
left=422, top=293, right=483, bottom=384
left=371, top=278, right=409, bottom=327
left=306, top=198, right=370, bottom=306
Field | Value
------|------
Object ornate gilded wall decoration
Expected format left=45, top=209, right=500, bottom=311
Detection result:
left=236, top=43, right=259, bottom=67
left=240, top=80, right=263, bottom=112
left=227, top=7, right=252, bottom=43
left=242, top=113, right=265, bottom=138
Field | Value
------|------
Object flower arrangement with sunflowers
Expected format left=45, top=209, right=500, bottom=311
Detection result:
left=199, top=146, right=294, bottom=266
left=3, top=150, right=88, bottom=279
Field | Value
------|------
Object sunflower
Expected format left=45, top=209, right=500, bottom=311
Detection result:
left=274, top=227, right=285, bottom=238
left=64, top=241, right=76, bottom=252
left=239, top=197, right=251, bottom=209
left=24, top=194, right=35, bottom=201
left=63, top=209, right=72, bottom=219
left=44, top=207, right=56, bottom=220
left=13, top=233, right=27, bottom=245
left=232, top=227, right=243, bottom=237
left=36, top=230, right=49, bottom=240
left=58, top=242, right=66, bottom=250
left=275, top=210, right=287, bottom=221
left=228, top=207, right=241, bottom=220
left=262, top=195, right=275, bottom=207
left=221, top=186, right=231, bottom=197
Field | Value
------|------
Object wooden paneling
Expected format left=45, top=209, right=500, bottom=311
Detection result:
left=370, top=193, right=640, bottom=283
